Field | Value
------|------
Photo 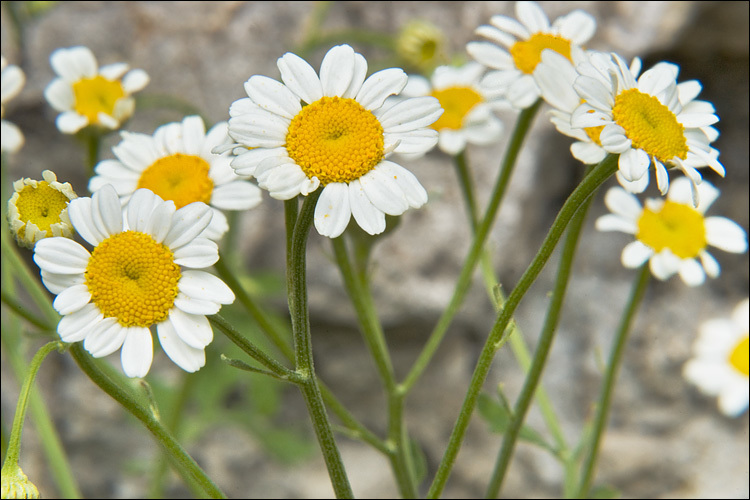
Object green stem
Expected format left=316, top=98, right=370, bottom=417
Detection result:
left=288, top=190, right=353, bottom=499
left=84, top=129, right=101, bottom=175
left=453, top=150, right=480, bottom=230
left=403, top=98, right=542, bottom=393
left=68, top=345, right=227, bottom=499
left=426, top=153, right=618, bottom=498
left=1, top=342, right=60, bottom=477
left=485, top=163, right=599, bottom=498
left=576, top=264, right=651, bottom=498
left=331, top=236, right=418, bottom=497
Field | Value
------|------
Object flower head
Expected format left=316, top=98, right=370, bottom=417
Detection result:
left=7, top=170, right=77, bottom=248
left=1, top=464, right=40, bottom=499
left=1, top=55, right=26, bottom=153
left=572, top=51, right=723, bottom=203
left=683, top=298, right=749, bottom=417
left=44, top=46, right=149, bottom=134
left=467, top=1, right=596, bottom=109
left=401, top=62, right=505, bottom=155
left=89, top=115, right=262, bottom=241
left=596, top=176, right=747, bottom=286
left=33, top=185, right=235, bottom=377
left=396, top=20, right=448, bottom=73
left=225, top=44, right=443, bottom=238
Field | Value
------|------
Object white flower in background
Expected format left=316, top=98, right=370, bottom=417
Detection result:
left=44, top=46, right=149, bottom=134
left=33, top=185, right=235, bottom=378
left=467, top=0, right=596, bottom=110
left=1, top=55, right=25, bottom=153
left=401, top=62, right=505, bottom=155
left=572, top=51, right=722, bottom=203
left=684, top=298, right=749, bottom=417
left=89, top=115, right=262, bottom=241
left=225, top=44, right=442, bottom=238
left=596, top=176, right=747, bottom=286
left=7, top=170, right=77, bottom=248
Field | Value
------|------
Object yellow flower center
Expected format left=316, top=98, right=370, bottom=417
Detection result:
left=728, top=335, right=749, bottom=377
left=72, top=75, right=126, bottom=124
left=510, top=33, right=572, bottom=74
left=85, top=231, right=181, bottom=327
left=430, top=86, right=483, bottom=130
left=286, top=96, right=384, bottom=185
left=636, top=200, right=707, bottom=259
left=584, top=125, right=605, bottom=146
left=137, top=153, right=214, bottom=209
left=612, top=88, right=688, bottom=163
left=14, top=182, right=70, bottom=239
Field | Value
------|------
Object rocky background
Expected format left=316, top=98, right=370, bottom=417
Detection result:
left=1, top=1, right=748, bottom=498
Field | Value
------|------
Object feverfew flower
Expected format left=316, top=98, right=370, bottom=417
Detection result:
left=596, top=177, right=747, bottom=287
left=572, top=51, right=723, bottom=203
left=7, top=170, right=77, bottom=248
left=1, top=55, right=25, bottom=153
left=683, top=298, right=749, bottom=417
left=44, top=46, right=149, bottom=134
left=401, top=62, right=505, bottom=155
left=226, top=44, right=442, bottom=238
left=467, top=1, right=596, bottom=109
left=33, top=185, right=235, bottom=377
left=89, top=115, right=262, bottom=241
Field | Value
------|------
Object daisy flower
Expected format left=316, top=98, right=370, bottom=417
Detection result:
left=89, top=115, right=262, bottom=241
left=595, top=176, right=747, bottom=287
left=1, top=55, right=25, bottom=153
left=7, top=170, right=77, bottom=248
left=683, top=298, right=749, bottom=417
left=44, top=46, right=149, bottom=134
left=467, top=1, right=596, bottom=110
left=572, top=51, right=723, bottom=203
left=225, top=44, right=443, bottom=238
left=400, top=62, right=505, bottom=155
left=33, top=185, right=235, bottom=378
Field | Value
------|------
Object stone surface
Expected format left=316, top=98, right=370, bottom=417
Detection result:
left=1, top=1, right=748, bottom=499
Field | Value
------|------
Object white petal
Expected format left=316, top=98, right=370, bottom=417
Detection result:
left=58, top=304, right=102, bottom=343
left=172, top=238, right=219, bottom=268
left=376, top=161, right=427, bottom=208
left=43, top=79, right=74, bottom=112
left=178, top=270, right=235, bottom=304
left=121, top=68, right=150, bottom=93
left=163, top=202, right=213, bottom=249
left=603, top=187, right=642, bottom=220
left=570, top=142, right=606, bottom=165
left=678, top=258, right=706, bottom=287
left=489, top=14, right=529, bottom=39
left=516, top=0, right=550, bottom=33
left=699, top=251, right=721, bottom=279
left=56, top=112, right=89, bottom=134
left=704, top=217, right=748, bottom=253
left=506, top=75, right=541, bottom=109
left=717, top=384, right=749, bottom=417
left=386, top=128, right=439, bottom=156
left=50, top=46, right=97, bottom=82
left=359, top=167, right=409, bottom=216
left=618, top=148, right=651, bottom=182
left=40, top=270, right=85, bottom=295
left=437, top=130, right=466, bottom=155
left=277, top=51, right=323, bottom=104
left=120, top=327, right=153, bottom=378
left=227, top=111, right=290, bottom=148
left=320, top=44, right=358, bottom=97
left=649, top=250, right=681, bottom=280
left=348, top=179, right=386, bottom=235
left=167, top=308, right=213, bottom=349
left=376, top=96, right=442, bottom=133
left=91, top=184, right=124, bottom=236
left=616, top=171, right=650, bottom=194
left=210, top=181, right=262, bottom=210
left=621, top=241, right=653, bottom=269
left=173, top=294, right=221, bottom=316
left=356, top=68, right=408, bottom=110
left=157, top=320, right=206, bottom=373
left=33, top=237, right=91, bottom=275
left=244, top=75, right=302, bottom=119
left=595, top=214, right=636, bottom=234
left=467, top=42, right=514, bottom=71
left=555, top=10, right=596, bottom=44
left=314, top=183, right=352, bottom=238
left=256, top=160, right=311, bottom=200
left=230, top=146, right=288, bottom=177
left=53, top=284, right=92, bottom=315
left=83, top=317, right=128, bottom=358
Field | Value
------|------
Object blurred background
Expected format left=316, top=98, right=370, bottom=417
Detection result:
left=1, top=1, right=748, bottom=498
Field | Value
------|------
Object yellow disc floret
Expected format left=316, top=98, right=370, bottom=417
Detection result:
left=430, top=86, right=483, bottom=130
left=612, top=88, right=688, bottom=163
left=72, top=75, right=125, bottom=124
left=636, top=200, right=707, bottom=259
left=510, top=33, right=572, bottom=74
left=85, top=231, right=181, bottom=327
left=286, top=96, right=384, bottom=185
left=729, top=335, right=749, bottom=377
left=137, top=153, right=214, bottom=208
left=14, top=182, right=71, bottom=239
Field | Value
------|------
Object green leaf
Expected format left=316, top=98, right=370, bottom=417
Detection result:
left=477, top=392, right=557, bottom=456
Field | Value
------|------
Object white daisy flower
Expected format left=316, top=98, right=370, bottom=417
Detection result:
left=572, top=51, right=723, bottom=203
left=225, top=44, right=443, bottom=238
left=33, top=185, right=235, bottom=378
left=595, top=176, right=747, bottom=287
left=467, top=0, right=596, bottom=110
left=7, top=170, right=78, bottom=248
left=400, top=62, right=505, bottom=155
left=89, top=115, right=262, bottom=241
left=683, top=298, right=749, bottom=417
left=1, top=55, right=25, bottom=153
left=44, top=46, right=149, bottom=134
